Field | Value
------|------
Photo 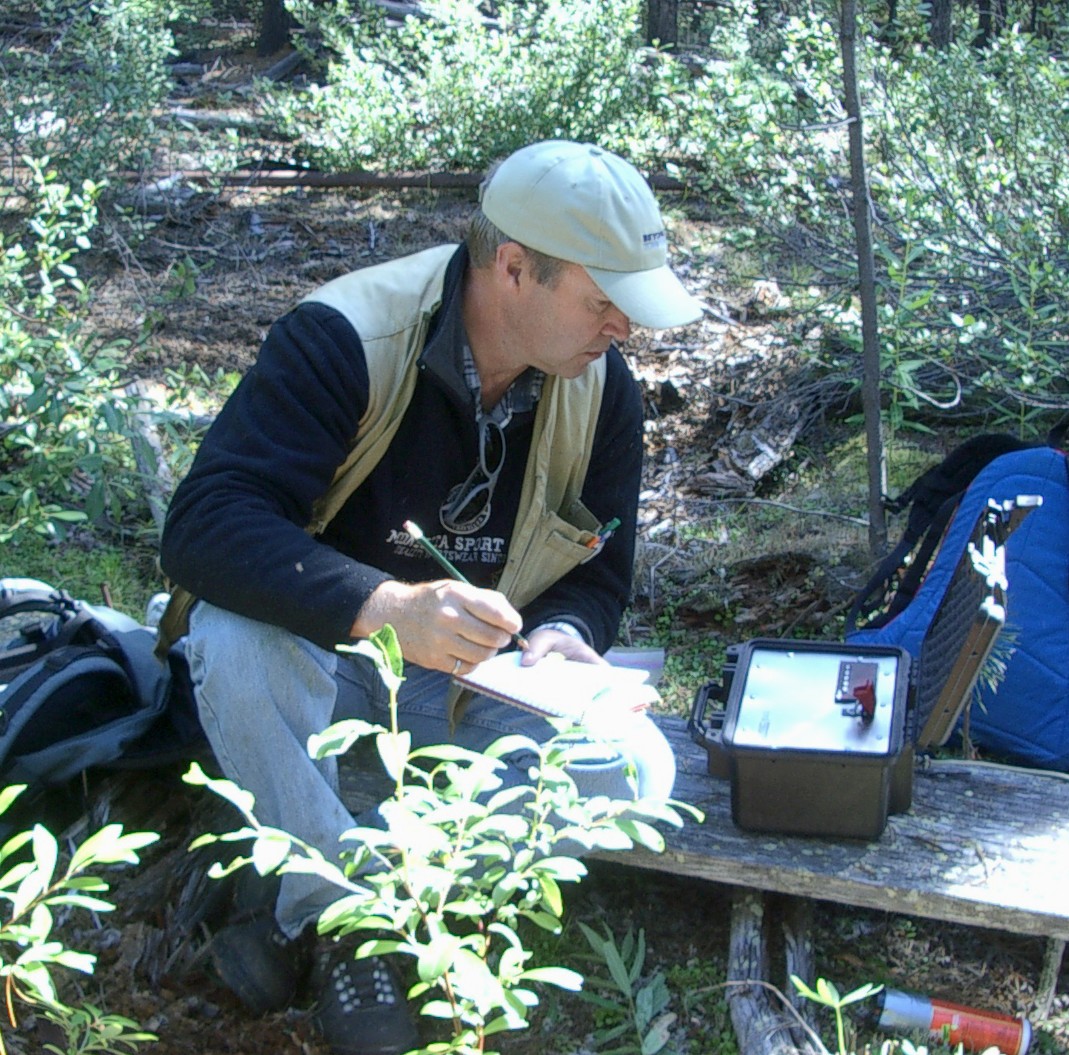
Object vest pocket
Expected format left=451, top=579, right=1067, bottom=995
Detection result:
left=503, top=504, right=600, bottom=611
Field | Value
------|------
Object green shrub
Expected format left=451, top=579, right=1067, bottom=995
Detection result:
left=869, top=30, right=1069, bottom=423
left=682, top=10, right=1069, bottom=429
left=678, top=9, right=849, bottom=221
left=0, top=785, right=158, bottom=1055
left=0, top=163, right=151, bottom=543
left=188, top=626, right=701, bottom=1055
left=1, top=0, right=175, bottom=196
left=268, top=0, right=685, bottom=171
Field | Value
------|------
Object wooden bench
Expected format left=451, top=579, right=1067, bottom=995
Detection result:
left=605, top=716, right=1066, bottom=1043
left=606, top=716, right=1069, bottom=945
left=340, top=713, right=1068, bottom=1052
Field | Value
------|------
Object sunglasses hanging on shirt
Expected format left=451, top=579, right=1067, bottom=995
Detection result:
left=439, top=417, right=506, bottom=534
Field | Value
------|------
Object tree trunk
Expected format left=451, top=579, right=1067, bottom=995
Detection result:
left=975, top=0, right=1006, bottom=46
left=1030, top=0, right=1053, bottom=36
left=878, top=0, right=899, bottom=44
left=840, top=0, right=887, bottom=558
left=258, top=0, right=295, bottom=56
left=727, top=891, right=810, bottom=1055
left=645, top=0, right=679, bottom=46
left=929, top=0, right=952, bottom=47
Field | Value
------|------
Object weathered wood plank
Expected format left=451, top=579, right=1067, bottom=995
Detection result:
left=339, top=715, right=1069, bottom=940
left=602, top=717, right=1069, bottom=941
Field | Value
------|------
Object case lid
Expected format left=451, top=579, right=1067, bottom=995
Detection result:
left=910, top=497, right=1038, bottom=747
left=727, top=643, right=908, bottom=755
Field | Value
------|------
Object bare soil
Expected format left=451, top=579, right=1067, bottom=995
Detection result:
left=4, top=40, right=1067, bottom=1054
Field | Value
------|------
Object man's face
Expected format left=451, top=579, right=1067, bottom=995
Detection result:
left=510, top=258, right=631, bottom=378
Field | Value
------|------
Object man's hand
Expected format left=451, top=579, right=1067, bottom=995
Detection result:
left=350, top=579, right=522, bottom=673
left=520, top=626, right=607, bottom=667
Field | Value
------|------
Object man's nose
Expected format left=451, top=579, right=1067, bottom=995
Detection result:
left=603, top=308, right=631, bottom=342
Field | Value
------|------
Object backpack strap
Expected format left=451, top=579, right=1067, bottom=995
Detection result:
left=0, top=585, right=102, bottom=679
left=846, top=434, right=1040, bottom=634
left=861, top=491, right=961, bottom=630
left=845, top=533, right=920, bottom=634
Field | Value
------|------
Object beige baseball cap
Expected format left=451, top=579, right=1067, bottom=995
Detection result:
left=479, top=140, right=704, bottom=330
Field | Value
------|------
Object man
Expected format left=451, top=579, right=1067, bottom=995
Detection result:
left=160, top=140, right=703, bottom=1055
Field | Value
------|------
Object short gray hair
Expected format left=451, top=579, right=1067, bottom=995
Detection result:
left=466, top=163, right=566, bottom=286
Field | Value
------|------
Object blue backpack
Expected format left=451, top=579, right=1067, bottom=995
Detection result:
left=846, top=439, right=1069, bottom=770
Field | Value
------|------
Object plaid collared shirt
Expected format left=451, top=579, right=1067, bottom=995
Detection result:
left=461, top=344, right=545, bottom=427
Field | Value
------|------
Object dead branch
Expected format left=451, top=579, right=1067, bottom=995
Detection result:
left=124, top=166, right=692, bottom=194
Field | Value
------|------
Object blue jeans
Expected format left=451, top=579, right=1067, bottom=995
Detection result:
left=184, top=602, right=676, bottom=937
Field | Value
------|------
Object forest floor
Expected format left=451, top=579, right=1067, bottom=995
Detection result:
left=3, top=27, right=1067, bottom=1055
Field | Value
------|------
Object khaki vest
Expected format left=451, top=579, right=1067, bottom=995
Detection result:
left=159, top=246, right=607, bottom=656
left=304, top=244, right=607, bottom=608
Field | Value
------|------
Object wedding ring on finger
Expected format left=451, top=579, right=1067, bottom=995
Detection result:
left=452, top=658, right=462, bottom=675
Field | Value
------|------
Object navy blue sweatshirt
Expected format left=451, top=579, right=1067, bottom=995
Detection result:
left=160, top=247, right=644, bottom=655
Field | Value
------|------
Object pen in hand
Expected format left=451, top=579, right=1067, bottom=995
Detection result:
left=403, top=519, right=530, bottom=652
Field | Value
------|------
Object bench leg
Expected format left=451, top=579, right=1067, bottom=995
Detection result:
left=1035, top=937, right=1065, bottom=1020
left=782, top=897, right=817, bottom=1032
left=727, top=888, right=824, bottom=1055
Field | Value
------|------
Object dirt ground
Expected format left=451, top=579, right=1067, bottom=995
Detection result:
left=4, top=43, right=1068, bottom=1049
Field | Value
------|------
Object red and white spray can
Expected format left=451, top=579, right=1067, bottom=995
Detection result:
left=876, top=988, right=1031, bottom=1055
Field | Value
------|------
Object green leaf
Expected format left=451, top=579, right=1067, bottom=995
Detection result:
left=450, top=947, right=502, bottom=1010
left=409, top=742, right=490, bottom=765
left=45, top=949, right=96, bottom=974
left=0, top=785, right=26, bottom=816
left=371, top=624, right=404, bottom=680
left=14, top=960, right=57, bottom=1004
left=791, top=974, right=821, bottom=1002
left=55, top=876, right=107, bottom=892
left=45, top=894, right=115, bottom=912
left=419, top=998, right=456, bottom=1020
left=616, top=819, right=666, bottom=852
left=339, top=627, right=405, bottom=692
left=641, top=1011, right=677, bottom=1054
left=578, top=921, right=609, bottom=954
left=520, top=965, right=583, bottom=991
left=841, top=981, right=883, bottom=1006
left=0, top=860, right=36, bottom=893
left=317, top=898, right=387, bottom=933
left=68, top=824, right=157, bottom=872
left=376, top=729, right=411, bottom=781
left=518, top=909, right=564, bottom=934
left=601, top=937, right=633, bottom=997
left=530, top=856, right=586, bottom=882
left=630, top=930, right=647, bottom=985
left=583, top=826, right=634, bottom=852
left=183, top=762, right=257, bottom=815
left=417, top=933, right=462, bottom=984
left=0, top=829, right=34, bottom=865
left=356, top=938, right=410, bottom=960
left=11, top=827, right=55, bottom=915
left=483, top=733, right=543, bottom=759
left=533, top=873, right=563, bottom=917
left=308, top=718, right=382, bottom=759
left=251, top=832, right=291, bottom=875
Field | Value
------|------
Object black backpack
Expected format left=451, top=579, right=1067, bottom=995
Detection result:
left=845, top=433, right=1040, bottom=634
left=0, top=579, right=203, bottom=789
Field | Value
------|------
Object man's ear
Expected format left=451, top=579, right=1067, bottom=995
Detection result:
left=495, top=241, right=527, bottom=289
